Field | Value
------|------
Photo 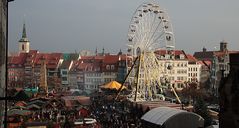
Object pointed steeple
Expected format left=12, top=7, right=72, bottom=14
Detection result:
left=95, top=47, right=98, bottom=56
left=22, top=22, right=27, bottom=38
left=19, top=22, right=29, bottom=42
left=19, top=21, right=30, bottom=53
left=118, top=49, right=122, bottom=55
left=102, top=47, right=105, bottom=55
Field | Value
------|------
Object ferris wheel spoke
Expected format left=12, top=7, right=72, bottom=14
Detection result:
left=145, top=20, right=163, bottom=49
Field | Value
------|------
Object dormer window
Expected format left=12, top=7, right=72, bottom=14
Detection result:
left=180, top=54, right=185, bottom=59
left=165, top=54, right=170, bottom=59
left=106, top=65, right=110, bottom=70
left=111, top=65, right=115, bottom=70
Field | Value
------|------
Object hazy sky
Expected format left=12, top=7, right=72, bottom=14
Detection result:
left=9, top=0, right=239, bottom=54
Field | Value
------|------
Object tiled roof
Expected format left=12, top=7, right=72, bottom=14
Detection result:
left=59, top=60, right=72, bottom=69
left=186, top=54, right=198, bottom=62
left=198, top=60, right=211, bottom=69
left=32, top=53, right=62, bottom=69
left=8, top=53, right=27, bottom=66
left=103, top=55, right=119, bottom=64
left=193, top=50, right=239, bottom=61
left=193, top=51, right=214, bottom=61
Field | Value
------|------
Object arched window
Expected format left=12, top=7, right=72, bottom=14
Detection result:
left=22, top=44, right=24, bottom=50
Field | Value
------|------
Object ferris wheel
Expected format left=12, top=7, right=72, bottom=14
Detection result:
left=125, top=2, right=176, bottom=102
left=127, top=2, right=175, bottom=56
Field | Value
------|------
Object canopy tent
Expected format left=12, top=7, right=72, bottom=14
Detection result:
left=141, top=107, right=204, bottom=128
left=101, top=81, right=126, bottom=90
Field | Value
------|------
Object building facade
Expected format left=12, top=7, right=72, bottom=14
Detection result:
left=155, top=50, right=202, bottom=90
left=194, top=41, right=239, bottom=96
left=59, top=53, right=80, bottom=88
left=67, top=54, right=127, bottom=93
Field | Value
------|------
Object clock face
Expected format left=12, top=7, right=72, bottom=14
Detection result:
left=136, top=47, right=141, bottom=56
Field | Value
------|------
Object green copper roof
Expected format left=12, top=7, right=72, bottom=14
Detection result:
left=19, top=22, right=29, bottom=42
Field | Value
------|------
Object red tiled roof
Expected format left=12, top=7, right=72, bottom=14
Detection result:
left=8, top=53, right=27, bottom=66
left=32, top=53, right=62, bottom=69
left=186, top=54, right=198, bottom=62
left=80, top=56, right=104, bottom=60
left=103, top=55, right=119, bottom=64
left=198, top=60, right=211, bottom=67
left=29, top=50, right=39, bottom=54
left=118, top=54, right=127, bottom=61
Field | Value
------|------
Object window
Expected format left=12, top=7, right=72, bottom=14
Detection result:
left=106, top=65, right=110, bottom=70
left=180, top=54, right=185, bottom=59
left=165, top=54, right=170, bottom=59
left=62, top=71, right=67, bottom=75
left=22, top=44, right=24, bottom=50
left=111, top=65, right=115, bottom=70
left=62, top=77, right=67, bottom=81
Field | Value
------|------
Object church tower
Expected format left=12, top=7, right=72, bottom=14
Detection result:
left=19, top=22, right=30, bottom=53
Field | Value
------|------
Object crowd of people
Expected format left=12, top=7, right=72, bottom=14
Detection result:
left=89, top=93, right=144, bottom=128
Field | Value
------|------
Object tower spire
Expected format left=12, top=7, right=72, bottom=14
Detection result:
left=19, top=21, right=29, bottom=42
left=22, top=22, right=27, bottom=38
left=95, top=47, right=98, bottom=56
left=102, top=47, right=105, bottom=55
left=19, top=20, right=30, bottom=53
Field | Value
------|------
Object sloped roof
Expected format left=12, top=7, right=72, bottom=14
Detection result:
left=103, top=55, right=119, bottom=64
left=63, top=53, right=80, bottom=61
left=193, top=51, right=214, bottom=61
left=186, top=54, right=198, bottom=62
left=26, top=104, right=41, bottom=110
left=141, top=107, right=204, bottom=127
left=59, top=60, right=72, bottom=69
left=7, top=109, right=31, bottom=116
left=33, top=53, right=62, bottom=69
left=193, top=50, right=238, bottom=61
left=14, top=90, right=31, bottom=101
left=8, top=53, right=27, bottom=66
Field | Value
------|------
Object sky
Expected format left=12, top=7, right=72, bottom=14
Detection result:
left=9, top=0, right=239, bottom=54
